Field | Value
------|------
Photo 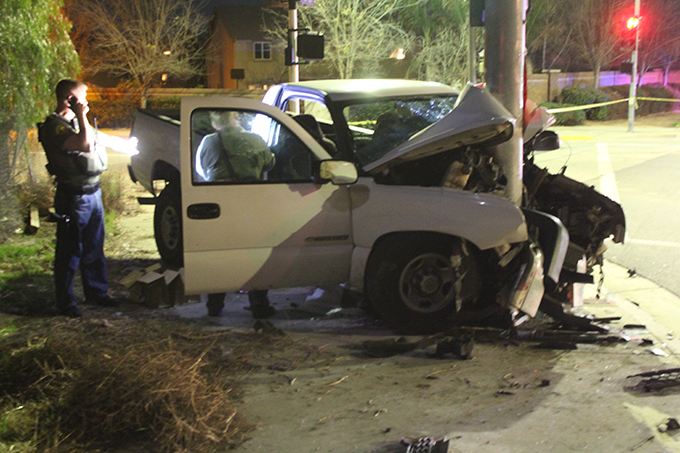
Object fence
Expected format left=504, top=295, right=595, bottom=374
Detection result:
left=528, top=69, right=680, bottom=104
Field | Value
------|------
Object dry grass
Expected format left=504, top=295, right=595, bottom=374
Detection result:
left=0, top=316, right=297, bottom=452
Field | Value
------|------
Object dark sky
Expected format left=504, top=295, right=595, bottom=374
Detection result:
left=199, top=0, right=274, bottom=15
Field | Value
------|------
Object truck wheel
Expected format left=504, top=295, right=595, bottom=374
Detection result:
left=365, top=234, right=482, bottom=334
left=154, top=185, right=183, bottom=268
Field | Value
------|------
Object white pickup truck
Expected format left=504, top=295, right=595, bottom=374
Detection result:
left=128, top=79, right=624, bottom=333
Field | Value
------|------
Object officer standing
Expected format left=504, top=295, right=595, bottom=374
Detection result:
left=39, top=79, right=119, bottom=317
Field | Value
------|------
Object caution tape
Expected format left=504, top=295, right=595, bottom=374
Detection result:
left=545, top=96, right=680, bottom=114
left=545, top=99, right=628, bottom=114
left=637, top=97, right=680, bottom=103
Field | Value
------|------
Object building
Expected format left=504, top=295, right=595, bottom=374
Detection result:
left=206, top=3, right=287, bottom=90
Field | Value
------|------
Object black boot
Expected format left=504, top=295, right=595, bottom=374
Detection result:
left=248, top=290, right=275, bottom=319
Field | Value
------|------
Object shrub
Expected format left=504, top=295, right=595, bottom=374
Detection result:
left=561, top=86, right=611, bottom=120
left=599, top=84, right=676, bottom=119
left=88, top=99, right=138, bottom=129
left=540, top=102, right=587, bottom=126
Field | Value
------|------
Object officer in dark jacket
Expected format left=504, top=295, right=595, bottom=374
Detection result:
left=39, top=79, right=119, bottom=317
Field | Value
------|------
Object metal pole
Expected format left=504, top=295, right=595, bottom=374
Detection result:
left=484, top=0, right=527, bottom=205
left=288, top=0, right=300, bottom=114
left=468, top=24, right=476, bottom=84
left=627, top=0, right=640, bottom=133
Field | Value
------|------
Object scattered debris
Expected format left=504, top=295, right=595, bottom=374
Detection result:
left=647, top=348, right=670, bottom=358
left=253, top=319, right=285, bottom=336
left=434, top=335, right=474, bottom=359
left=402, top=436, right=450, bottom=453
left=496, top=390, right=515, bottom=395
left=538, top=379, right=551, bottom=387
left=631, top=435, right=654, bottom=451
left=657, top=417, right=680, bottom=433
left=627, top=268, right=637, bottom=278
left=627, top=368, right=680, bottom=392
left=327, top=375, right=349, bottom=387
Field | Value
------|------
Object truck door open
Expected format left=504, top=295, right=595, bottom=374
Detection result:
left=180, top=97, right=353, bottom=295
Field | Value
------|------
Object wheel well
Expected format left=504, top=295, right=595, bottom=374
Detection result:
left=152, top=160, right=180, bottom=188
left=364, top=231, right=480, bottom=293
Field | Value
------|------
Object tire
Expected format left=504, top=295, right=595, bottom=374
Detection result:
left=154, top=185, right=183, bottom=269
left=365, top=234, right=483, bottom=334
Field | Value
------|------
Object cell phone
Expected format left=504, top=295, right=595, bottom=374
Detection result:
left=68, top=96, right=77, bottom=109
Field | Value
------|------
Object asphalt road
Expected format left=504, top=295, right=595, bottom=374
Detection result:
left=534, top=123, right=680, bottom=298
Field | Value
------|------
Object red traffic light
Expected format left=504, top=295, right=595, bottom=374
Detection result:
left=626, top=16, right=640, bottom=30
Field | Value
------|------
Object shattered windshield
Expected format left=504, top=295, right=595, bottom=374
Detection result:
left=343, top=96, right=458, bottom=166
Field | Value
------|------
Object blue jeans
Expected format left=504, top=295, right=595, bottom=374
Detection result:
left=54, top=187, right=109, bottom=310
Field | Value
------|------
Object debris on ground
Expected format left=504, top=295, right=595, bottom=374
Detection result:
left=401, top=436, right=450, bottom=453
left=626, top=368, right=680, bottom=392
left=362, top=333, right=473, bottom=359
left=657, top=417, right=680, bottom=433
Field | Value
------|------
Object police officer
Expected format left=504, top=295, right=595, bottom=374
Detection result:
left=39, top=79, right=119, bottom=317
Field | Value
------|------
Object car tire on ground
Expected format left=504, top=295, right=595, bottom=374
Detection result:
left=154, top=184, right=183, bottom=269
left=365, top=233, right=483, bottom=334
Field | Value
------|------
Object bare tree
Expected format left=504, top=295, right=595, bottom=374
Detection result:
left=71, top=0, right=209, bottom=106
left=570, top=0, right=627, bottom=88
left=634, top=0, right=680, bottom=86
left=265, top=0, right=412, bottom=79
left=400, top=0, right=474, bottom=88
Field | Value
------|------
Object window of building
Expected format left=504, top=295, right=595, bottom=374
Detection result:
left=254, top=42, right=271, bottom=60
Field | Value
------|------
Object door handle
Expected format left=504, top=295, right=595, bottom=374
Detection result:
left=187, top=203, right=220, bottom=219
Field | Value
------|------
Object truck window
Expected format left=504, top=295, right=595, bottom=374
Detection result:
left=191, top=108, right=313, bottom=184
left=343, top=96, right=458, bottom=166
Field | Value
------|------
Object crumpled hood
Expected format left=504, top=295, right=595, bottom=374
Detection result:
left=364, top=84, right=516, bottom=174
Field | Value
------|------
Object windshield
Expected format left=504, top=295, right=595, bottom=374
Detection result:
left=343, top=96, right=458, bottom=166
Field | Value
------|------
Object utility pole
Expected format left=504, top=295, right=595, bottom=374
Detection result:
left=484, top=0, right=527, bottom=205
left=628, top=0, right=641, bottom=133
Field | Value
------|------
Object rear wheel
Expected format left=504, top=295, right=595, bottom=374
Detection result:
left=365, top=234, right=483, bottom=334
left=154, top=185, right=183, bottom=269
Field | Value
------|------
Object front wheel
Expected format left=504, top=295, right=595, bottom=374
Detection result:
left=153, top=185, right=183, bottom=269
left=365, top=234, right=483, bottom=334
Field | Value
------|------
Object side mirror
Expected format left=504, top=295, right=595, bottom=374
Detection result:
left=533, top=130, right=560, bottom=151
left=313, top=160, right=358, bottom=185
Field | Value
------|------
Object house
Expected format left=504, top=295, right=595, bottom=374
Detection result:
left=206, top=4, right=288, bottom=90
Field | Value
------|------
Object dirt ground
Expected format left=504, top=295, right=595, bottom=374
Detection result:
left=106, top=200, right=680, bottom=453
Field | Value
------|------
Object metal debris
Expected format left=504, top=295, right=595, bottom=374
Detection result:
left=627, top=368, right=680, bottom=392
left=402, top=436, right=450, bottom=453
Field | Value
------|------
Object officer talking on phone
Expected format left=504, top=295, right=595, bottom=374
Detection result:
left=38, top=79, right=119, bottom=317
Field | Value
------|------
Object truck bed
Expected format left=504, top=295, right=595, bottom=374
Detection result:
left=129, top=109, right=181, bottom=195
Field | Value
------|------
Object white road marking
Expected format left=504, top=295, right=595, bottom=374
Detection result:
left=597, top=143, right=620, bottom=203
left=626, top=238, right=680, bottom=248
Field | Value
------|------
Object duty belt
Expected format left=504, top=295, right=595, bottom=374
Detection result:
left=58, top=182, right=101, bottom=195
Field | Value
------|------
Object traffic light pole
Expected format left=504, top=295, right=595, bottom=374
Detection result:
left=628, top=0, right=640, bottom=133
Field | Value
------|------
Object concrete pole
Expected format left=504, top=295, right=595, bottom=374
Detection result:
left=627, top=0, right=641, bottom=133
left=484, top=0, right=527, bottom=205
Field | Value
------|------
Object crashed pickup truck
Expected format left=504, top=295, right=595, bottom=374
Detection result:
left=128, top=79, right=624, bottom=333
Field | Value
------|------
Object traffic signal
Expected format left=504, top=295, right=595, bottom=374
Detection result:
left=621, top=15, right=640, bottom=50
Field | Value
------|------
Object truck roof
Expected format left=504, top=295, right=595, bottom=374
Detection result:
left=278, top=79, right=459, bottom=103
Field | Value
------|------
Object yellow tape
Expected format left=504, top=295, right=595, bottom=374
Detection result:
left=546, top=99, right=628, bottom=114
left=637, top=97, right=680, bottom=103
left=546, top=96, right=680, bottom=114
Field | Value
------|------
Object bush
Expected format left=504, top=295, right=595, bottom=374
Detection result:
left=561, top=86, right=611, bottom=120
left=599, top=84, right=676, bottom=119
left=540, top=102, right=587, bottom=126
left=88, top=99, right=138, bottom=129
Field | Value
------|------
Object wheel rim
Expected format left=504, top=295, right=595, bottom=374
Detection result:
left=160, top=205, right=180, bottom=250
left=398, top=251, right=470, bottom=314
